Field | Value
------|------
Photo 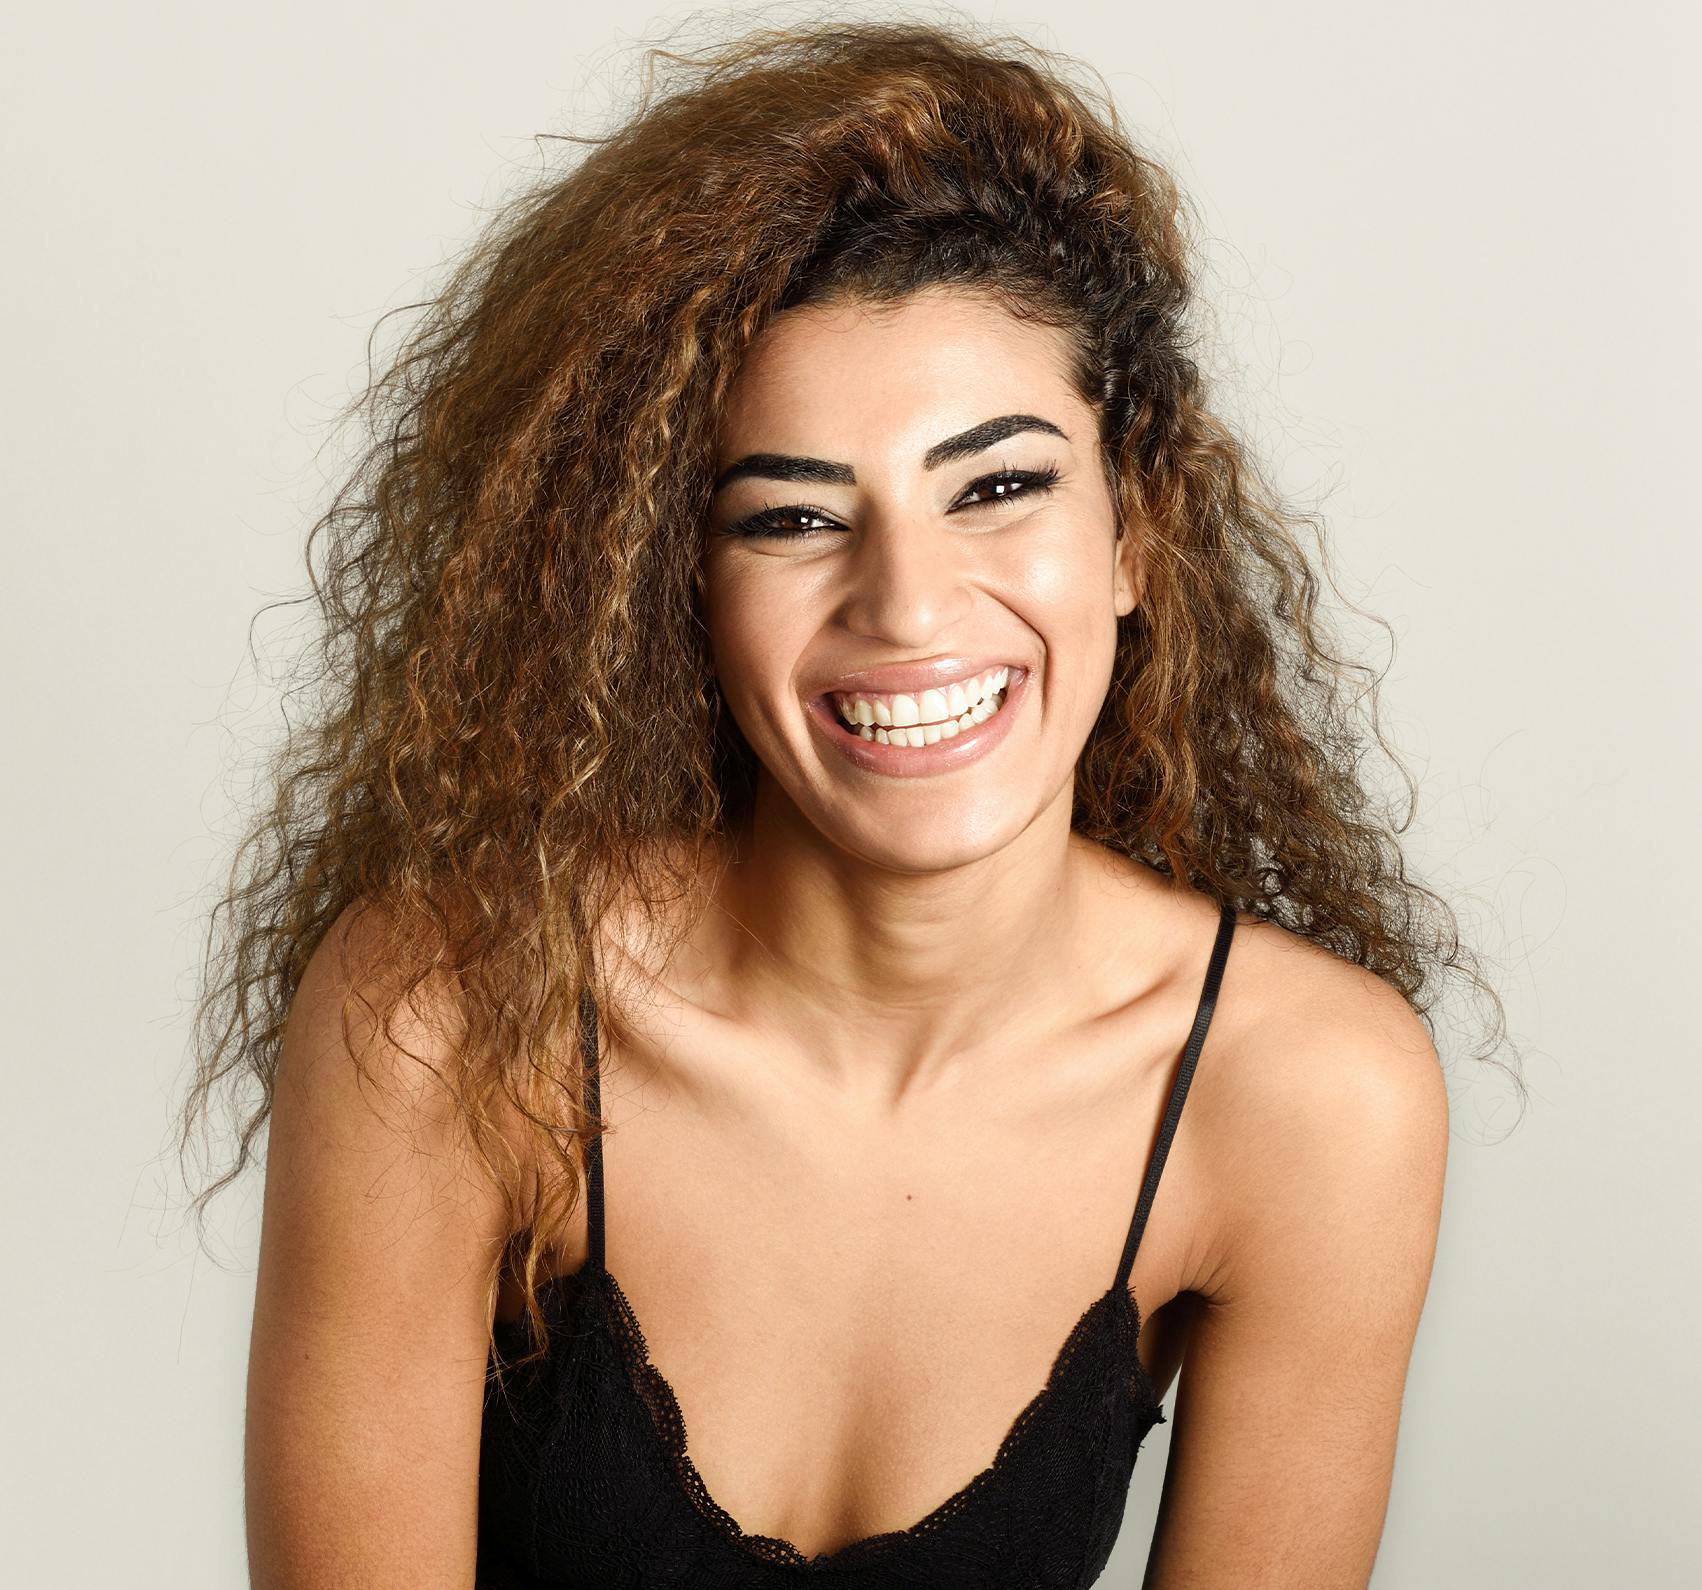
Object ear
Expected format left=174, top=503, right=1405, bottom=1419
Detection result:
left=1112, top=518, right=1145, bottom=618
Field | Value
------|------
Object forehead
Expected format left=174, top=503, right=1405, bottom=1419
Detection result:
left=718, top=289, right=1083, bottom=445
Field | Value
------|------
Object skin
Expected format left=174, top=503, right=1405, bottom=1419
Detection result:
left=244, top=286, right=1450, bottom=1589
left=697, top=285, right=1143, bottom=1101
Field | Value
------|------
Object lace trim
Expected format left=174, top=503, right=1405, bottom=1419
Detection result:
left=596, top=1264, right=1161, bottom=1571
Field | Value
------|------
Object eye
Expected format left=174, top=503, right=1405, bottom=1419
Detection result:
left=722, top=464, right=1062, bottom=541
left=955, top=464, right=1062, bottom=509
left=722, top=503, right=839, bottom=541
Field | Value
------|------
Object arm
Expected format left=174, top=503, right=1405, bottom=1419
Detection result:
left=1141, top=976, right=1450, bottom=1589
left=245, top=906, right=515, bottom=1590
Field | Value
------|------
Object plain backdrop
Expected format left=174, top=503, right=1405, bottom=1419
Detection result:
left=4, top=1, right=1697, bottom=1584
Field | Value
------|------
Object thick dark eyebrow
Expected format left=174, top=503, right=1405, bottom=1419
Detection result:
left=710, top=412, right=1069, bottom=496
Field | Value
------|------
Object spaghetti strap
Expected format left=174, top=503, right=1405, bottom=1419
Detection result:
left=483, top=897, right=1238, bottom=1582
left=579, top=986, right=606, bottom=1273
left=1112, top=897, right=1237, bottom=1294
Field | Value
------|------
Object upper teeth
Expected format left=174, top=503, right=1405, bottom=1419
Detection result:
left=832, top=666, right=1011, bottom=728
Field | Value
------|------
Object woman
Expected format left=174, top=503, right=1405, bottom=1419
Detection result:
left=183, top=19, right=1514, bottom=1589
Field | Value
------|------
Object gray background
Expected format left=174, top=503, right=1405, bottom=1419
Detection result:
left=4, top=1, right=1696, bottom=1583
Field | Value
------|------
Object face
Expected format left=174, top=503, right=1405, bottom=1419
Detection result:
left=702, top=286, right=1142, bottom=873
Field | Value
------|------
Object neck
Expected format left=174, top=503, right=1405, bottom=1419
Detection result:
left=706, top=774, right=1127, bottom=1110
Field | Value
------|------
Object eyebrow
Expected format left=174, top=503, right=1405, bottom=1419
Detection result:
left=710, top=412, right=1069, bottom=496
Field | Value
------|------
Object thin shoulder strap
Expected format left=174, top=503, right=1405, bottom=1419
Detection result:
left=578, top=986, right=606, bottom=1273
left=1112, top=898, right=1237, bottom=1293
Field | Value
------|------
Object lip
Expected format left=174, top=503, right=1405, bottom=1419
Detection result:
left=805, top=665, right=1029, bottom=778
left=811, top=655, right=1024, bottom=697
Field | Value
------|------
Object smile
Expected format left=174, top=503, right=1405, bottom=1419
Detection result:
left=806, top=666, right=1029, bottom=777
left=831, top=665, right=1010, bottom=743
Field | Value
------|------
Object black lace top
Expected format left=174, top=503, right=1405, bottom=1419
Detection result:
left=478, top=899, right=1236, bottom=1588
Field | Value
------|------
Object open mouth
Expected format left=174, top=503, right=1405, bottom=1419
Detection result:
left=834, top=665, right=1012, bottom=743
left=806, top=665, right=1029, bottom=777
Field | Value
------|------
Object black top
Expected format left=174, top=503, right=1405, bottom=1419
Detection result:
left=478, top=898, right=1236, bottom=1588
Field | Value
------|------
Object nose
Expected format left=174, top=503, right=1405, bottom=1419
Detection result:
left=835, top=514, right=974, bottom=648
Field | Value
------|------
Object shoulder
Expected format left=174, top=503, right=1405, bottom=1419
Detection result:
left=282, top=899, right=531, bottom=1223
left=249, top=899, right=512, bottom=1579
left=1132, top=912, right=1451, bottom=1581
left=277, top=904, right=518, bottom=1240
left=1192, top=911, right=1451, bottom=1301
left=286, top=900, right=463, bottom=1104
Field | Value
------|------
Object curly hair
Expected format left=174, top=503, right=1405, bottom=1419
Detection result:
left=176, top=13, right=1522, bottom=1366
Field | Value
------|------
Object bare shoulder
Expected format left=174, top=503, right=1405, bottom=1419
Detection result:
left=1191, top=910, right=1451, bottom=1302
left=1135, top=910, right=1451, bottom=1585
left=246, top=898, right=512, bottom=1586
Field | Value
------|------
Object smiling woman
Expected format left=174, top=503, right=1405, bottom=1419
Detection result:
left=177, top=15, right=1518, bottom=1590
left=705, top=295, right=1131, bottom=809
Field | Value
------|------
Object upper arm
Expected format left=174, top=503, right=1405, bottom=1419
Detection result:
left=1142, top=974, right=1450, bottom=1589
left=245, top=905, right=516, bottom=1590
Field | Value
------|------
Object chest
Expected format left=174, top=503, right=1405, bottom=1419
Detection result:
left=494, top=1007, right=1214, bottom=1561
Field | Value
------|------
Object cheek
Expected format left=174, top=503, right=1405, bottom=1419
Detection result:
left=997, top=529, right=1119, bottom=651
left=1005, top=520, right=1111, bottom=606
left=993, top=535, right=1120, bottom=705
left=702, top=564, right=811, bottom=709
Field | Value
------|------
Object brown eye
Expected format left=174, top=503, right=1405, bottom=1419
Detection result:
left=956, top=465, right=1061, bottom=508
left=722, top=464, right=1060, bottom=541
left=723, top=504, right=839, bottom=540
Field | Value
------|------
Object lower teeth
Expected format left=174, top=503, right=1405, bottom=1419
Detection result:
left=843, top=687, right=1008, bottom=747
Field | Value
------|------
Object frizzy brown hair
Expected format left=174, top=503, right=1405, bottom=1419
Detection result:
left=176, top=14, right=1521, bottom=1364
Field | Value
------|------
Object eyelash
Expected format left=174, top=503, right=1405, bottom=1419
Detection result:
left=724, top=464, right=1063, bottom=541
